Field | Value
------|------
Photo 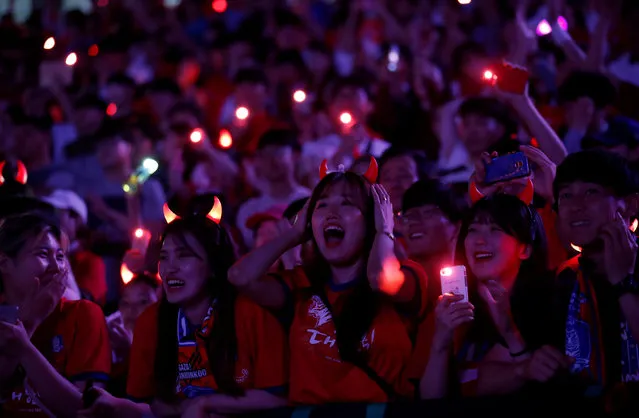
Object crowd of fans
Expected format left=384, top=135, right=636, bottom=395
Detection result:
left=0, top=0, right=638, bottom=417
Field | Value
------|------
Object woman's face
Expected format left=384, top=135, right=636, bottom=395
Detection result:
left=159, top=233, right=210, bottom=306
left=1, top=232, right=66, bottom=303
left=463, top=218, right=529, bottom=282
left=119, top=281, right=158, bottom=331
left=311, top=181, right=367, bottom=265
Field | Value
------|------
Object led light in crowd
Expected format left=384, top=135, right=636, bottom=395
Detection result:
left=106, top=103, right=117, bottom=117
left=218, top=129, right=233, bottom=149
left=536, top=19, right=552, bottom=36
left=121, top=263, right=134, bottom=284
left=212, top=0, right=227, bottom=13
left=458, top=0, right=471, bottom=4
left=235, top=106, right=249, bottom=120
left=190, top=128, right=204, bottom=143
left=134, top=228, right=144, bottom=238
left=557, top=16, right=568, bottom=31
left=339, top=112, right=353, bottom=125
left=88, top=44, right=99, bottom=57
left=293, top=90, right=307, bottom=103
left=570, top=243, right=582, bottom=253
left=142, top=158, right=159, bottom=175
left=631, top=218, right=638, bottom=233
left=440, top=267, right=452, bottom=276
left=65, top=53, right=78, bottom=66
left=43, top=37, right=55, bottom=50
left=483, top=70, right=496, bottom=81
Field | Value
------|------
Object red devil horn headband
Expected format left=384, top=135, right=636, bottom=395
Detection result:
left=469, top=178, right=534, bottom=206
left=162, top=197, right=223, bottom=225
left=319, top=156, right=379, bottom=183
left=0, top=160, right=28, bottom=186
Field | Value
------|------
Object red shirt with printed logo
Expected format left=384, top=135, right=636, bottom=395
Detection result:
left=126, top=296, right=288, bottom=401
left=1, top=299, right=111, bottom=417
left=272, top=265, right=417, bottom=405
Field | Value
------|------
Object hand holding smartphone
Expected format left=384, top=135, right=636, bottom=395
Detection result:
left=484, top=152, right=531, bottom=185
left=482, top=61, right=530, bottom=95
left=440, top=266, right=469, bottom=303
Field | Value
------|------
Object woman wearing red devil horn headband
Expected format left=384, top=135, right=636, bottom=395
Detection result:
left=82, top=213, right=288, bottom=417
left=229, top=157, right=429, bottom=404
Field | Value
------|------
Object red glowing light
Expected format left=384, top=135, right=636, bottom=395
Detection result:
left=440, top=267, right=452, bottom=277
left=218, top=129, right=233, bottom=149
left=293, top=90, right=306, bottom=103
left=106, top=103, right=117, bottom=117
left=212, top=0, right=227, bottom=13
left=88, top=44, right=99, bottom=57
left=339, top=112, right=353, bottom=125
left=235, top=107, right=249, bottom=120
left=190, top=128, right=204, bottom=143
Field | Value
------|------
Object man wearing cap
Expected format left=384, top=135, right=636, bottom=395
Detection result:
left=42, top=190, right=107, bottom=306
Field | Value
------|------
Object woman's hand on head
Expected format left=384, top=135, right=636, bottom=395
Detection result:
left=20, top=268, right=68, bottom=335
left=371, top=184, right=395, bottom=233
left=433, top=294, right=474, bottom=351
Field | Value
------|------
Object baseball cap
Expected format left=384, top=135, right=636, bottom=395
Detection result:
left=41, top=190, right=88, bottom=224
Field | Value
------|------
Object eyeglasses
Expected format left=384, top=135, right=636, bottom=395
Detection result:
left=398, top=207, right=442, bottom=225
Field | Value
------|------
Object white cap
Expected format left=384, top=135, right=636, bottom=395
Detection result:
left=42, top=190, right=88, bottom=225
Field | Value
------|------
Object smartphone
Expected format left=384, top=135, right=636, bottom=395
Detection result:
left=440, top=266, right=468, bottom=303
left=484, top=152, right=531, bottom=185
left=0, top=305, right=19, bottom=323
left=495, top=62, right=529, bottom=95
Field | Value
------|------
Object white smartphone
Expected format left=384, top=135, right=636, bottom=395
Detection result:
left=0, top=305, right=19, bottom=323
left=440, top=266, right=469, bottom=303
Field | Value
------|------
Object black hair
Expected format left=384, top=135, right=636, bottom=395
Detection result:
left=106, top=73, right=136, bottom=89
left=458, top=97, right=519, bottom=139
left=450, top=42, right=486, bottom=80
left=378, top=146, right=432, bottom=181
left=146, top=78, right=182, bottom=96
left=257, top=129, right=301, bottom=152
left=233, top=68, right=269, bottom=87
left=283, top=197, right=309, bottom=221
left=0, top=212, right=62, bottom=294
left=558, top=71, right=616, bottom=109
left=402, top=180, right=466, bottom=223
left=302, top=172, right=381, bottom=363
left=154, top=217, right=242, bottom=399
left=166, top=101, right=204, bottom=125
left=74, top=94, right=107, bottom=112
left=553, top=149, right=639, bottom=201
left=455, top=194, right=550, bottom=348
left=327, top=75, right=372, bottom=102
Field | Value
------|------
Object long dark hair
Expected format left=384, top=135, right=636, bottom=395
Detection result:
left=454, top=194, right=549, bottom=346
left=154, top=216, right=242, bottom=400
left=302, top=171, right=381, bottom=363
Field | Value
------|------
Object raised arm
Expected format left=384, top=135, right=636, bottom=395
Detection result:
left=228, top=213, right=308, bottom=310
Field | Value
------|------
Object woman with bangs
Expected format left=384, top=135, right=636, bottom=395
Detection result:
left=420, top=194, right=556, bottom=399
left=80, top=208, right=288, bottom=417
left=229, top=159, right=429, bottom=404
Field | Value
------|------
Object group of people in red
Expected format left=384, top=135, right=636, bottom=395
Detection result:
left=0, top=145, right=638, bottom=418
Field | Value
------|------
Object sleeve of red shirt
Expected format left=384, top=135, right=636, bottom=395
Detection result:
left=126, top=304, right=159, bottom=401
left=399, top=260, right=429, bottom=320
left=266, top=267, right=310, bottom=325
left=64, top=300, right=111, bottom=383
left=236, top=297, right=288, bottom=395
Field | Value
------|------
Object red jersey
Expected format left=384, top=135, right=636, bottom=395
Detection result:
left=2, top=299, right=111, bottom=417
left=272, top=264, right=422, bottom=405
left=126, top=297, right=288, bottom=401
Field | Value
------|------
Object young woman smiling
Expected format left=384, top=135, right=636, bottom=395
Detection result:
left=229, top=160, right=428, bottom=404
left=80, top=207, right=288, bottom=418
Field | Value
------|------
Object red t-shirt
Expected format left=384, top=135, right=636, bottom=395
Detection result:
left=126, top=297, right=288, bottom=401
left=273, top=263, right=424, bottom=404
left=2, top=300, right=111, bottom=417
left=69, top=249, right=107, bottom=307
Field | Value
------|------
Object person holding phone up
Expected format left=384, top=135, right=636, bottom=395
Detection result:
left=419, top=194, right=556, bottom=399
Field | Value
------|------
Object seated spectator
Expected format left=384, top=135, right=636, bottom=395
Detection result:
left=0, top=213, right=111, bottom=417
